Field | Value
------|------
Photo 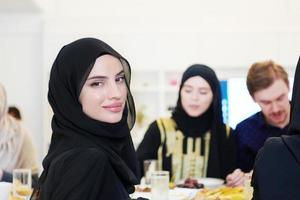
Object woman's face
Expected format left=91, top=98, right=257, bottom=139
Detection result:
left=79, top=54, right=127, bottom=123
left=180, top=76, right=213, bottom=117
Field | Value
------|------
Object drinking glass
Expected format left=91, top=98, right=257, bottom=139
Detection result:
left=143, top=159, right=158, bottom=185
left=13, top=169, right=32, bottom=200
left=151, top=171, right=169, bottom=200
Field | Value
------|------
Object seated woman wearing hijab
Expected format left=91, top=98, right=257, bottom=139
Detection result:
left=0, top=83, right=39, bottom=183
left=32, top=38, right=142, bottom=200
left=136, top=64, right=244, bottom=186
left=251, top=57, right=300, bottom=200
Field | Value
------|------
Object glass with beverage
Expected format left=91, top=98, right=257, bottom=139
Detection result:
left=13, top=169, right=32, bottom=200
left=151, top=171, right=169, bottom=200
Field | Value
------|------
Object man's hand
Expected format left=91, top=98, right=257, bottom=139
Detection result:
left=226, top=168, right=245, bottom=187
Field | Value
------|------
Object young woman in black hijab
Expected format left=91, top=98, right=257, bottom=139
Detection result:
left=251, top=57, right=300, bottom=200
left=32, top=38, right=140, bottom=200
left=137, top=64, right=244, bottom=186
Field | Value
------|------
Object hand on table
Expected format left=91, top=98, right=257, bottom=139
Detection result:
left=226, top=168, right=245, bottom=187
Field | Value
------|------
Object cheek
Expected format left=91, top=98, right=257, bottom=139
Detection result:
left=260, top=106, right=271, bottom=114
left=180, top=93, right=189, bottom=108
left=120, top=85, right=128, bottom=100
left=200, top=94, right=213, bottom=107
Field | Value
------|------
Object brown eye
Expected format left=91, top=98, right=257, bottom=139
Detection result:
left=116, top=75, right=125, bottom=83
left=90, top=81, right=104, bottom=87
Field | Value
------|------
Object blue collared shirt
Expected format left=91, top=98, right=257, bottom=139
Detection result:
left=236, top=112, right=288, bottom=172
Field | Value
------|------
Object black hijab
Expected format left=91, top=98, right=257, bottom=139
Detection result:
left=36, top=38, right=139, bottom=196
left=172, top=64, right=222, bottom=137
left=172, top=64, right=231, bottom=178
left=288, top=56, right=300, bottom=135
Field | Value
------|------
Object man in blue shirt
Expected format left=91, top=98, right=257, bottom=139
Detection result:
left=236, top=60, right=291, bottom=172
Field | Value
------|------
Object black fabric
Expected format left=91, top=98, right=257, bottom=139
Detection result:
left=251, top=136, right=300, bottom=200
left=252, top=56, right=300, bottom=200
left=33, top=38, right=139, bottom=200
left=137, top=64, right=237, bottom=179
left=288, top=57, right=300, bottom=135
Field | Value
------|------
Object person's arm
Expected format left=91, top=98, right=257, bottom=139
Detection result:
left=236, top=124, right=256, bottom=172
left=223, top=127, right=246, bottom=187
left=136, top=121, right=161, bottom=178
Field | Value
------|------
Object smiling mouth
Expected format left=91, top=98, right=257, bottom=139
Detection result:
left=103, top=103, right=123, bottom=113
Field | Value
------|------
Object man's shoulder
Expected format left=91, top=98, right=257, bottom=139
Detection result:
left=236, top=112, right=262, bottom=130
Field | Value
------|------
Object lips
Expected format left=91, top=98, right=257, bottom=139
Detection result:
left=102, top=103, right=123, bottom=113
left=189, top=105, right=200, bottom=109
left=270, top=111, right=285, bottom=121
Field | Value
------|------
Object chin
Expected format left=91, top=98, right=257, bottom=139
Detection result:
left=106, top=114, right=123, bottom=123
left=92, top=114, right=123, bottom=123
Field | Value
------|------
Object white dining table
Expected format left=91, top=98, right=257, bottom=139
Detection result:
left=130, top=187, right=199, bottom=200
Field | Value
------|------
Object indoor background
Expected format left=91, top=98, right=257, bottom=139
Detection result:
left=0, top=0, right=299, bottom=164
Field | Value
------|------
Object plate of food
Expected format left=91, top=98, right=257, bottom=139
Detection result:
left=193, top=186, right=244, bottom=200
left=177, top=177, right=224, bottom=189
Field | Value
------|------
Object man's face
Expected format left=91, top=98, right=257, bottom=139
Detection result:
left=253, top=79, right=290, bottom=128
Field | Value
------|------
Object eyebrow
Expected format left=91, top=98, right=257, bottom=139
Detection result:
left=183, top=84, right=210, bottom=89
left=87, top=70, right=125, bottom=80
left=260, top=93, right=286, bottom=102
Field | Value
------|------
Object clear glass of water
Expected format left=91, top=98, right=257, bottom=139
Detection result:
left=13, top=169, right=32, bottom=200
left=151, top=171, right=169, bottom=200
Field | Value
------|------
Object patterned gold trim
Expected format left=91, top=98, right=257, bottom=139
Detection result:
left=156, top=118, right=212, bottom=182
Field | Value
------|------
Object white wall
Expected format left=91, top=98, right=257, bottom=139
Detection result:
left=1, top=0, right=300, bottom=159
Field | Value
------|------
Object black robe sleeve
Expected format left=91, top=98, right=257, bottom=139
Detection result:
left=41, top=148, right=131, bottom=200
left=136, top=121, right=161, bottom=178
left=220, top=127, right=237, bottom=179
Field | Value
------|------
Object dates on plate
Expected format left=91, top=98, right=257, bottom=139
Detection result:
left=177, top=178, right=204, bottom=189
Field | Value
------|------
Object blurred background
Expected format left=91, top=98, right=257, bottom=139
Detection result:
left=0, top=0, right=299, bottom=163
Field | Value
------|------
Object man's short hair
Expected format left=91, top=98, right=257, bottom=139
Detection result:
left=246, top=60, right=289, bottom=96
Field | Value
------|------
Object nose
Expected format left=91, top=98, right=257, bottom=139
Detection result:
left=191, top=91, right=199, bottom=101
left=271, top=101, right=280, bottom=113
left=107, top=82, right=121, bottom=99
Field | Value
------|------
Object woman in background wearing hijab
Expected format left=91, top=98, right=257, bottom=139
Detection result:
left=32, top=38, right=141, bottom=200
left=0, top=83, right=39, bottom=183
left=136, top=64, right=244, bottom=186
left=251, top=57, right=300, bottom=200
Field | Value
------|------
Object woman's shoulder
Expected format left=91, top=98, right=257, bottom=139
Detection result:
left=52, top=147, right=109, bottom=166
left=256, top=137, right=285, bottom=162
